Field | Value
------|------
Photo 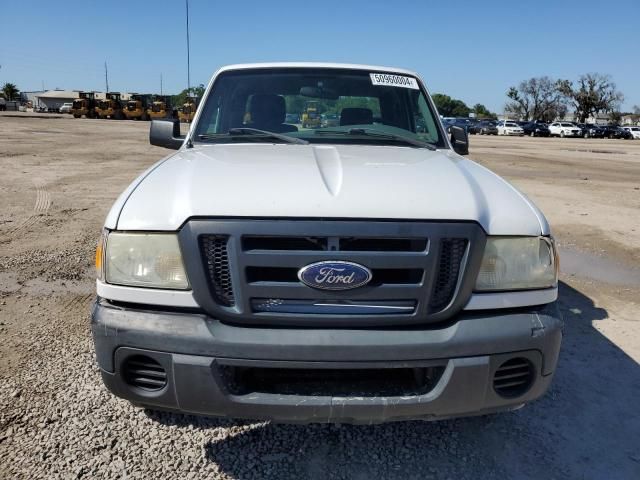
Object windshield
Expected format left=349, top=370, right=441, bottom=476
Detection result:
left=194, top=68, right=445, bottom=148
left=505, top=122, right=519, bottom=127
left=560, top=122, right=575, bottom=127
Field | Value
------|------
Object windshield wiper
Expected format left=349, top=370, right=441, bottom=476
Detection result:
left=198, top=127, right=308, bottom=145
left=315, top=128, right=436, bottom=150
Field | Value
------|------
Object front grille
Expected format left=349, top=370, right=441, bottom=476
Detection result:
left=220, top=364, right=445, bottom=397
left=122, top=355, right=167, bottom=391
left=493, top=358, right=534, bottom=398
left=200, top=235, right=235, bottom=306
left=187, top=220, right=483, bottom=326
left=429, top=238, right=468, bottom=312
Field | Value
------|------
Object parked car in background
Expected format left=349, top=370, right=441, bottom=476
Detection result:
left=59, top=103, right=73, bottom=114
left=621, top=126, right=640, bottom=139
left=320, top=113, right=340, bottom=128
left=477, top=120, right=498, bottom=135
left=522, top=122, right=550, bottom=137
left=577, top=124, right=606, bottom=138
left=284, top=113, right=300, bottom=124
left=467, top=119, right=481, bottom=135
left=0, top=97, right=6, bottom=111
left=601, top=125, right=633, bottom=139
left=548, top=122, right=582, bottom=138
left=497, top=121, right=524, bottom=136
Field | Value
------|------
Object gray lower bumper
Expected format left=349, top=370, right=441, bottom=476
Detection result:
left=91, top=300, right=563, bottom=424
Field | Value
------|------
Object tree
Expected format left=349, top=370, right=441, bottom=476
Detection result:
left=432, top=93, right=471, bottom=117
left=472, top=103, right=496, bottom=119
left=505, top=77, right=567, bottom=122
left=557, top=73, right=624, bottom=123
left=609, top=111, right=622, bottom=126
left=172, top=83, right=205, bottom=107
left=2, top=82, right=19, bottom=101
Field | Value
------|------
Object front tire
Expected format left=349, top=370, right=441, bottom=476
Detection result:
left=560, top=131, right=565, bottom=138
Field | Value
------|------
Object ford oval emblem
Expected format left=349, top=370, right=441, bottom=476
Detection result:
left=298, top=261, right=372, bottom=290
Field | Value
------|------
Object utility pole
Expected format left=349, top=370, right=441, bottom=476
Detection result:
left=160, top=73, right=163, bottom=96
left=185, top=0, right=191, bottom=95
left=104, top=61, right=109, bottom=93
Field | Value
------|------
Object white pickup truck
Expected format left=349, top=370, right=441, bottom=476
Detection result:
left=92, top=63, right=562, bottom=424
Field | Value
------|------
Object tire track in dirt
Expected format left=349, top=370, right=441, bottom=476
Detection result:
left=0, top=182, right=51, bottom=241
left=61, top=293, right=93, bottom=314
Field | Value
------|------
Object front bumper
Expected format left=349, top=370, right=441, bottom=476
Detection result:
left=91, top=299, right=563, bottom=424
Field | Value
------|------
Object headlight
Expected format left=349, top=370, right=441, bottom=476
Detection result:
left=475, top=237, right=557, bottom=291
left=104, top=232, right=189, bottom=289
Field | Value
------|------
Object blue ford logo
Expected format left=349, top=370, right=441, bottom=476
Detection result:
left=298, top=261, right=372, bottom=290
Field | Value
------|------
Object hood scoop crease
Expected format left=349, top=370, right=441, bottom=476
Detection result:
left=313, top=146, right=343, bottom=196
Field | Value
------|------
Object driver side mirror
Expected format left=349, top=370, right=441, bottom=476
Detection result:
left=450, top=125, right=469, bottom=155
left=150, top=119, right=185, bottom=150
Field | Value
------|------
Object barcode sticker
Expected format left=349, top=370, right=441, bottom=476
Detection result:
left=370, top=73, right=419, bottom=89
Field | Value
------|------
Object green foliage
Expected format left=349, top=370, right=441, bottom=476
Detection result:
left=472, top=103, right=497, bottom=119
left=432, top=93, right=471, bottom=117
left=172, top=83, right=205, bottom=107
left=2, top=82, right=19, bottom=101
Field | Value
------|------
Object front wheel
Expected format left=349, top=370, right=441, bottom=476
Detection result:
left=530, top=131, right=535, bottom=137
left=560, top=131, right=565, bottom=138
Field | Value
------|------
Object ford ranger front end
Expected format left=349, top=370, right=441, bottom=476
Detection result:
left=91, top=63, right=562, bottom=424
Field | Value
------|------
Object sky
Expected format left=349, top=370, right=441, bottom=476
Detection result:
left=1, top=0, right=638, bottom=113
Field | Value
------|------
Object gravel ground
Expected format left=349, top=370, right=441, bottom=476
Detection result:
left=1, top=114, right=639, bottom=479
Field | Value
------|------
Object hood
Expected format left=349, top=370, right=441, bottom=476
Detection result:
left=114, top=144, right=548, bottom=235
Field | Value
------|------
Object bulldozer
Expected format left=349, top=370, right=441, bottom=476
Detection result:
left=123, top=94, right=151, bottom=120
left=95, top=92, right=125, bottom=119
left=178, top=97, right=197, bottom=123
left=147, top=95, right=175, bottom=120
left=301, top=101, right=321, bottom=128
left=71, top=91, right=97, bottom=118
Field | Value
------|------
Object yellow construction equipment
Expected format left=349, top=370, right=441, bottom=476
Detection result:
left=123, top=94, right=151, bottom=120
left=147, top=95, right=175, bottom=120
left=71, top=91, right=97, bottom=118
left=301, top=101, right=321, bottom=128
left=178, top=97, right=197, bottom=123
left=95, top=92, right=125, bottom=119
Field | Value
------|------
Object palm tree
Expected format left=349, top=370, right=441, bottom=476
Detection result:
left=2, top=83, right=19, bottom=101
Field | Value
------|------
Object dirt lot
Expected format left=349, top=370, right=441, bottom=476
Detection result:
left=1, top=114, right=639, bottom=479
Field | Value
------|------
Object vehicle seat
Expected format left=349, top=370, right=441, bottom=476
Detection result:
left=248, top=94, right=298, bottom=133
left=340, top=108, right=373, bottom=126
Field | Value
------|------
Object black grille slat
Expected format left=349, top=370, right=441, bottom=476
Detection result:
left=200, top=235, right=235, bottom=307
left=242, top=236, right=427, bottom=252
left=220, top=365, right=445, bottom=397
left=122, top=356, right=167, bottom=391
left=429, top=238, right=468, bottom=312
left=493, top=358, right=534, bottom=398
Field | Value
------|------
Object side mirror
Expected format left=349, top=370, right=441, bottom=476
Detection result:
left=450, top=125, right=469, bottom=155
left=150, top=119, right=184, bottom=150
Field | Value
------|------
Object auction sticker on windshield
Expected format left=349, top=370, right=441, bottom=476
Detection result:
left=370, top=73, right=419, bottom=89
